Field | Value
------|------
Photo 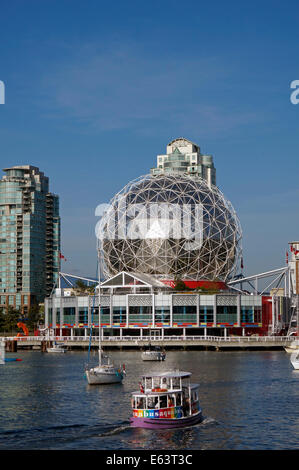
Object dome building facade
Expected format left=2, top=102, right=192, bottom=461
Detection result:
left=97, top=139, right=242, bottom=284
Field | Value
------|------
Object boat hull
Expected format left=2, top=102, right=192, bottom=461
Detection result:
left=290, top=352, right=299, bottom=370
left=285, top=347, right=299, bottom=354
left=85, top=369, right=123, bottom=385
left=284, top=340, right=299, bottom=354
left=47, top=349, right=66, bottom=353
left=141, top=352, right=166, bottom=361
left=130, top=411, right=202, bottom=429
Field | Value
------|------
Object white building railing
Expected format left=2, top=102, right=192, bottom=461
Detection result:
left=2, top=335, right=294, bottom=343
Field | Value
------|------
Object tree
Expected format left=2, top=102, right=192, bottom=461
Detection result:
left=74, top=279, right=96, bottom=295
left=173, top=280, right=191, bottom=291
left=27, top=304, right=42, bottom=332
left=0, top=308, right=5, bottom=333
left=3, top=306, right=20, bottom=333
left=74, top=279, right=88, bottom=294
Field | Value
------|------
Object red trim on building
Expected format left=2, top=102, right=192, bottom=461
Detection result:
left=261, top=296, right=272, bottom=335
left=161, top=279, right=228, bottom=290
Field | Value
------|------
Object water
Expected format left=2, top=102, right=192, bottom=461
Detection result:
left=0, top=349, right=298, bottom=450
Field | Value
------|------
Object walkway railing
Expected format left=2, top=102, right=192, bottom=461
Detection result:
left=2, top=335, right=295, bottom=343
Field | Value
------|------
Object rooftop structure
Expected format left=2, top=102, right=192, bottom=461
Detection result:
left=151, top=138, right=216, bottom=187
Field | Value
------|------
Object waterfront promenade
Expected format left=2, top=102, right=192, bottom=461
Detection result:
left=1, top=335, right=294, bottom=351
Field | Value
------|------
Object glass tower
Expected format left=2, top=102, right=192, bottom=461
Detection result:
left=151, top=137, right=216, bottom=187
left=0, top=166, right=60, bottom=313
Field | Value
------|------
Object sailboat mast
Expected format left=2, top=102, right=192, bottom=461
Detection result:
left=98, top=240, right=102, bottom=365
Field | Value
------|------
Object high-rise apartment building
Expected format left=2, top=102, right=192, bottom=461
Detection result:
left=0, top=166, right=60, bottom=313
left=151, top=137, right=216, bottom=187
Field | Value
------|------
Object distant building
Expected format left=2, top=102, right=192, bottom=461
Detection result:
left=151, top=137, right=216, bottom=187
left=0, top=166, right=60, bottom=313
left=270, top=288, right=285, bottom=297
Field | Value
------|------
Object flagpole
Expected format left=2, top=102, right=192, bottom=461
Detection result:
left=58, top=251, right=61, bottom=289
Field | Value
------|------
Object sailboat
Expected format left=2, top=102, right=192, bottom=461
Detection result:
left=290, top=351, right=299, bottom=370
left=85, top=333, right=125, bottom=384
left=85, top=258, right=125, bottom=385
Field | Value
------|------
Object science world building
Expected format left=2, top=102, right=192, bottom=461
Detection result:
left=45, top=138, right=290, bottom=337
left=97, top=173, right=242, bottom=283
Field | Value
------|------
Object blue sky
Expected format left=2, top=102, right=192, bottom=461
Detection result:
left=0, top=0, right=298, bottom=278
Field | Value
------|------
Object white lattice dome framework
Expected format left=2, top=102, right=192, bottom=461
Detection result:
left=97, top=174, right=242, bottom=281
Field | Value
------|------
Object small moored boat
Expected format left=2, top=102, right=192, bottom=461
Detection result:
left=284, top=339, right=299, bottom=354
left=141, top=344, right=166, bottom=361
left=290, top=351, right=299, bottom=370
left=130, top=370, right=202, bottom=429
left=47, top=342, right=67, bottom=353
left=85, top=348, right=125, bottom=384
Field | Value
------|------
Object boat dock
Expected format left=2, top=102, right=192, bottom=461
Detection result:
left=1, top=335, right=294, bottom=351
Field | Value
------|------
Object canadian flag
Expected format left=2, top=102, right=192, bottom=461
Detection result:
left=59, top=252, right=67, bottom=261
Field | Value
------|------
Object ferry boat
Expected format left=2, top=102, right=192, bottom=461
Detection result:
left=141, top=344, right=166, bottom=361
left=130, top=370, right=202, bottom=429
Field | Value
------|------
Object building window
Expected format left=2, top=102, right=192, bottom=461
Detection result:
left=113, top=307, right=126, bottom=324
left=63, top=307, right=75, bottom=325
left=100, top=307, right=110, bottom=324
left=241, top=307, right=254, bottom=323
left=173, top=305, right=196, bottom=323
left=79, top=308, right=88, bottom=324
left=155, top=307, right=170, bottom=324
left=199, top=306, right=213, bottom=323
left=129, top=306, right=151, bottom=324
left=216, top=306, right=237, bottom=324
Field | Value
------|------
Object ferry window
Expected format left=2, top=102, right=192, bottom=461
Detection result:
left=176, top=393, right=182, bottom=406
left=160, top=395, right=167, bottom=409
left=161, top=377, right=169, bottom=388
left=154, top=377, right=165, bottom=389
left=136, top=397, right=145, bottom=409
left=147, top=397, right=156, bottom=409
left=172, top=377, right=180, bottom=389
left=168, top=395, right=175, bottom=407
left=145, top=378, right=151, bottom=390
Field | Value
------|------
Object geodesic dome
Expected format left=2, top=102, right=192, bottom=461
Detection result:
left=96, top=174, right=242, bottom=281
